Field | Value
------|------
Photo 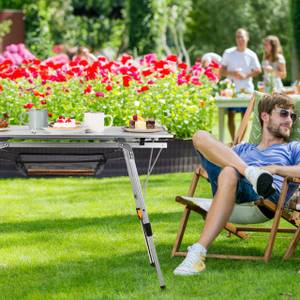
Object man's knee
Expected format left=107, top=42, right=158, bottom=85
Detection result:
left=192, top=130, right=211, bottom=149
left=218, top=166, right=239, bottom=186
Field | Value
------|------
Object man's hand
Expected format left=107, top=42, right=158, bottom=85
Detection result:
left=234, top=70, right=247, bottom=80
left=261, top=165, right=278, bottom=174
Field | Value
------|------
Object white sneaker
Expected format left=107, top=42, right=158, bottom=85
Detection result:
left=245, top=166, right=275, bottom=198
left=173, top=244, right=206, bottom=276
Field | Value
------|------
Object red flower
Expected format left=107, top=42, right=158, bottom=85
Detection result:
left=210, top=61, right=220, bottom=69
left=154, top=60, right=167, bottom=70
left=178, top=63, right=187, bottom=70
left=123, top=75, right=131, bottom=87
left=0, top=84, right=3, bottom=92
left=166, top=54, right=177, bottom=62
left=160, top=68, right=171, bottom=76
left=40, top=100, right=47, bottom=105
left=24, top=103, right=34, bottom=109
left=120, top=54, right=132, bottom=65
left=105, top=85, right=112, bottom=91
left=142, top=68, right=153, bottom=77
left=84, top=84, right=92, bottom=94
left=137, top=85, right=149, bottom=93
left=204, top=68, right=218, bottom=81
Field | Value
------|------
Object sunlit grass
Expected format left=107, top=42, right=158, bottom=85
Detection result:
left=0, top=174, right=298, bottom=300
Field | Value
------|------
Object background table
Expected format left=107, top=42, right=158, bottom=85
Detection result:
left=215, top=94, right=252, bottom=142
left=0, top=126, right=172, bottom=288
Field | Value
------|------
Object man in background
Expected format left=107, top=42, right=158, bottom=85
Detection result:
left=220, top=28, right=261, bottom=141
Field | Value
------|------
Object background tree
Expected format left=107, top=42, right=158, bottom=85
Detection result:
left=290, top=0, right=300, bottom=79
left=126, top=0, right=155, bottom=55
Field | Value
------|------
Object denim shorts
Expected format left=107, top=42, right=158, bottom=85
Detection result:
left=197, top=153, right=279, bottom=204
left=226, top=107, right=247, bottom=113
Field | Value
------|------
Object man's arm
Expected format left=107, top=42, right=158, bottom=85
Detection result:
left=220, top=65, right=240, bottom=79
left=263, top=163, right=300, bottom=178
left=246, top=68, right=261, bottom=79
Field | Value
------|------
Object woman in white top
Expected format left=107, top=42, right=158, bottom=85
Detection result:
left=262, top=35, right=286, bottom=92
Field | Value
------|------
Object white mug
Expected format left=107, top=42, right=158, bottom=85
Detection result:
left=84, top=112, right=113, bottom=133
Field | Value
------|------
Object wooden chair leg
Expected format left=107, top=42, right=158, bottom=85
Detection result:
left=283, top=225, right=300, bottom=260
left=172, top=206, right=191, bottom=257
left=263, top=178, right=288, bottom=262
left=187, top=170, right=200, bottom=197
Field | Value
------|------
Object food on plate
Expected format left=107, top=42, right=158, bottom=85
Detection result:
left=146, top=119, right=155, bottom=129
left=129, top=115, right=156, bottom=129
left=50, top=116, right=79, bottom=128
left=0, top=118, right=8, bottom=128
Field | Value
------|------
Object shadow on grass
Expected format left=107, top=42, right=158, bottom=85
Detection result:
left=0, top=211, right=184, bottom=234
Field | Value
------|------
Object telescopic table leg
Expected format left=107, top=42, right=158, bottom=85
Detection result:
left=121, top=143, right=166, bottom=289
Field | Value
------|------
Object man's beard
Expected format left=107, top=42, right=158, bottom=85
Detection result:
left=267, top=119, right=291, bottom=141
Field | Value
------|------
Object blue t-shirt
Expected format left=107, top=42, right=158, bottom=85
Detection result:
left=233, top=142, right=300, bottom=200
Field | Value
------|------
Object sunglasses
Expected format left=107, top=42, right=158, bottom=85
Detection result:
left=273, top=109, right=297, bottom=122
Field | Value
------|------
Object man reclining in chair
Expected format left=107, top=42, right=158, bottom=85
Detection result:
left=174, top=93, right=300, bottom=276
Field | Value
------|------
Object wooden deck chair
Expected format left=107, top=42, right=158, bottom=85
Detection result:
left=172, top=91, right=300, bottom=261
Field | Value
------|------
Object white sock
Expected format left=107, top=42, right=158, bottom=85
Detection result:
left=192, top=243, right=207, bottom=255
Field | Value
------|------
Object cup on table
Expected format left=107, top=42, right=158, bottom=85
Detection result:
left=83, top=112, right=113, bottom=133
left=20, top=109, right=48, bottom=132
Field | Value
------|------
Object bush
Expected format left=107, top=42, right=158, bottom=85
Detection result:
left=0, top=53, right=218, bottom=138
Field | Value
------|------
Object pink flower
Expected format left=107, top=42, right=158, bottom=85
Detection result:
left=95, top=92, right=105, bottom=97
left=144, top=53, right=157, bottom=64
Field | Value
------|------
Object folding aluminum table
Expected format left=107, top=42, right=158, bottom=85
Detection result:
left=0, top=126, right=173, bottom=288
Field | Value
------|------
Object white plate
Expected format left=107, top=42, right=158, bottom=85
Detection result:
left=0, top=127, right=9, bottom=131
left=122, top=127, right=162, bottom=133
left=43, top=127, right=86, bottom=134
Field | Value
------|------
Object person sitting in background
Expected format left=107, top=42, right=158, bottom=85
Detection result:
left=75, top=46, right=97, bottom=64
left=201, top=52, right=222, bottom=68
left=262, top=35, right=286, bottom=93
left=220, top=28, right=261, bottom=141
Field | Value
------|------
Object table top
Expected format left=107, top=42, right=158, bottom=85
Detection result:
left=0, top=126, right=173, bottom=141
left=215, top=93, right=300, bottom=108
left=215, top=94, right=252, bottom=108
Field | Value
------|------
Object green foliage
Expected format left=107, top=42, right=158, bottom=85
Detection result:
left=291, top=0, right=300, bottom=62
left=23, top=1, right=54, bottom=59
left=1, top=0, right=125, bottom=58
left=0, top=19, right=12, bottom=49
left=150, top=0, right=193, bottom=61
left=127, top=0, right=155, bottom=55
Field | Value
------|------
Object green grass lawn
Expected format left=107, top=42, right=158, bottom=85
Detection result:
left=0, top=174, right=299, bottom=300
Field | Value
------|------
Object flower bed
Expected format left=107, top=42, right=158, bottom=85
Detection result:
left=0, top=53, right=218, bottom=138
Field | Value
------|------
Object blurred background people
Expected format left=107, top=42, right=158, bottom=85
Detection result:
left=201, top=52, right=222, bottom=68
left=220, top=28, right=261, bottom=141
left=262, top=35, right=286, bottom=93
left=75, top=46, right=97, bottom=63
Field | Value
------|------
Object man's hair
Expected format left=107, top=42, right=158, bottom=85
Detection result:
left=236, top=28, right=249, bottom=39
left=258, top=93, right=295, bottom=127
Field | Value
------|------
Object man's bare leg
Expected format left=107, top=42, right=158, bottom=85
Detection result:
left=192, top=130, right=247, bottom=175
left=192, top=130, right=275, bottom=198
left=198, top=166, right=238, bottom=248
left=173, top=167, right=238, bottom=276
